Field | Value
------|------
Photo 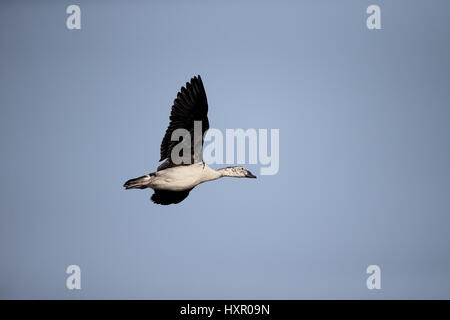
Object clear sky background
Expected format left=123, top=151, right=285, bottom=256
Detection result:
left=1, top=0, right=450, bottom=299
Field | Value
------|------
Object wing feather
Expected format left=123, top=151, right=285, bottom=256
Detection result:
left=158, top=75, right=209, bottom=170
left=150, top=189, right=193, bottom=205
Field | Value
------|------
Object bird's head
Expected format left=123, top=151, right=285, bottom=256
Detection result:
left=219, top=166, right=257, bottom=178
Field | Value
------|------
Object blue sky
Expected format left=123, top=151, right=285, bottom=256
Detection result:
left=1, top=0, right=450, bottom=298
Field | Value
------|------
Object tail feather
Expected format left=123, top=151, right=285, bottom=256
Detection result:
left=123, top=173, right=154, bottom=190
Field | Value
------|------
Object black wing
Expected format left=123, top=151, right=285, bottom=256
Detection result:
left=150, top=189, right=193, bottom=205
left=158, top=75, right=209, bottom=171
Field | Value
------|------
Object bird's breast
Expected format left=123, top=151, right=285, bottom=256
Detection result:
left=151, top=163, right=206, bottom=191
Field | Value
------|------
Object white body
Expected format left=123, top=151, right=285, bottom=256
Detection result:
left=151, top=163, right=221, bottom=191
left=124, top=163, right=254, bottom=193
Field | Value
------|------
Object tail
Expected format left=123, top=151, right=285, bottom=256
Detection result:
left=123, top=173, right=154, bottom=190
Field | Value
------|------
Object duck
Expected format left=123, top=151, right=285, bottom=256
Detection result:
left=123, top=75, right=256, bottom=205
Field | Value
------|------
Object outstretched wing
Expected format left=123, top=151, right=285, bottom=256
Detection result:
left=151, top=189, right=193, bottom=205
left=158, top=75, right=209, bottom=171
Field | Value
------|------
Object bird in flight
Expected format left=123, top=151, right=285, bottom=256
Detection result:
left=124, top=75, right=256, bottom=205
